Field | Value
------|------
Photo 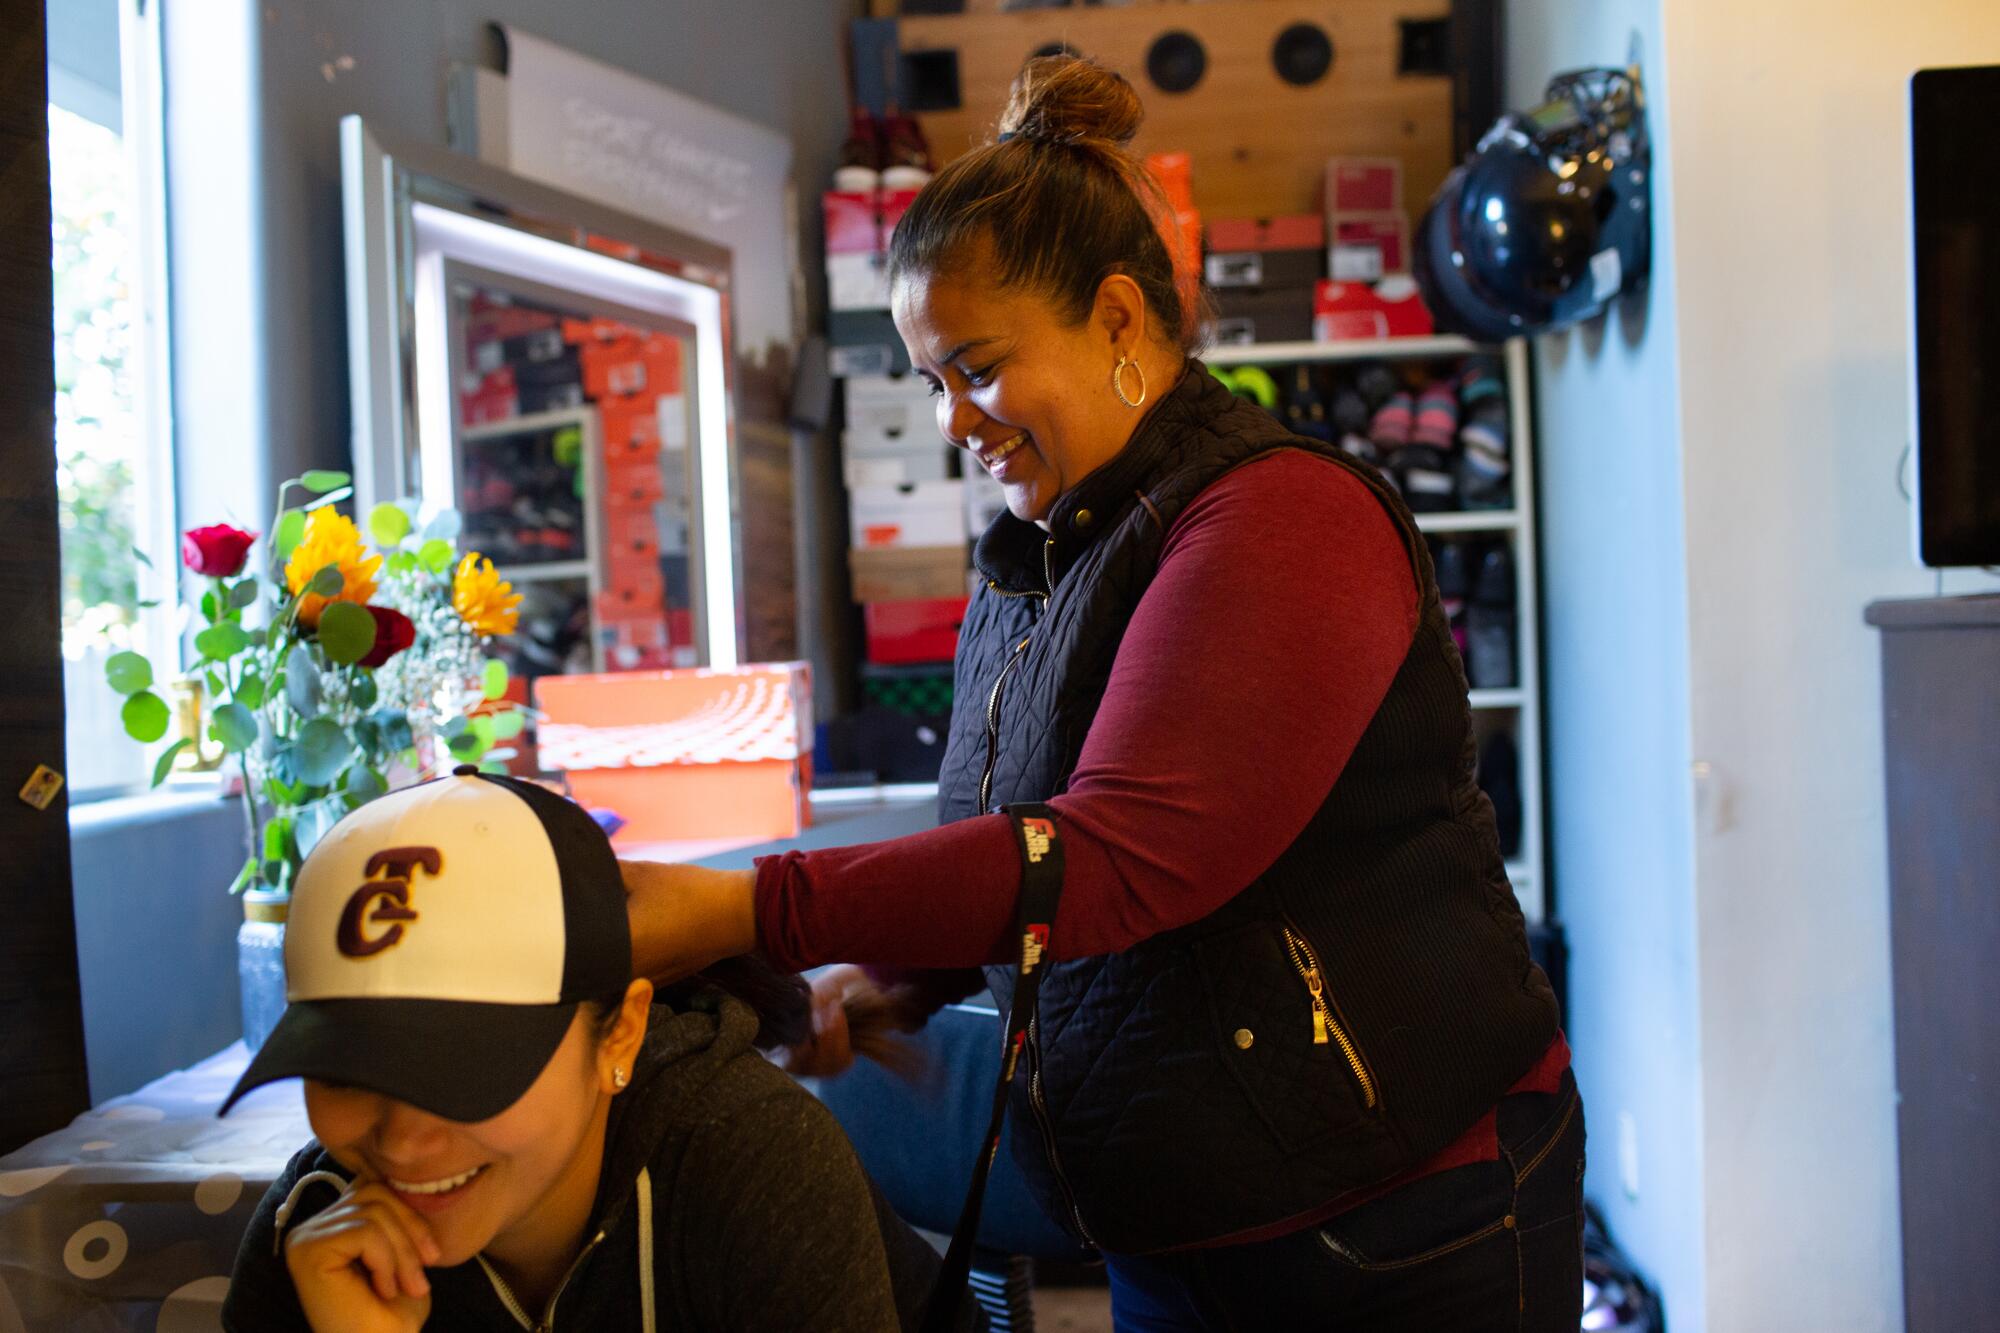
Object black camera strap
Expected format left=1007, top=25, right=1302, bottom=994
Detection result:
left=919, top=803, right=1067, bottom=1333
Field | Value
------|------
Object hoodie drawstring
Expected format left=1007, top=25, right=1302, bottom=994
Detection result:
left=637, top=1165, right=656, bottom=1333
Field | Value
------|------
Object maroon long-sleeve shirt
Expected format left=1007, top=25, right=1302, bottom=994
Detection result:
left=756, top=449, right=1565, bottom=1236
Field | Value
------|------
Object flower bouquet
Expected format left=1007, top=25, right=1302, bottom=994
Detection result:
left=104, top=469, right=526, bottom=895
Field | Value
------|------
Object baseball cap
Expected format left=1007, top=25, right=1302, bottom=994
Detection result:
left=220, top=767, right=632, bottom=1120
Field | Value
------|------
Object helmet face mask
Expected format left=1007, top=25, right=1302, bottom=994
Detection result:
left=1415, top=67, right=1652, bottom=340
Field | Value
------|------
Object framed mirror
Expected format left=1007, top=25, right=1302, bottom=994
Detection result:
left=339, top=115, right=742, bottom=679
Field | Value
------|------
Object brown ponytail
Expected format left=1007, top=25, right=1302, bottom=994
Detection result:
left=887, top=55, right=1208, bottom=354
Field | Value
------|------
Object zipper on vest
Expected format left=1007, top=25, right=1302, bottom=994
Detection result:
left=1028, top=1014, right=1099, bottom=1247
left=478, top=1228, right=606, bottom=1332
left=977, top=634, right=1033, bottom=813
left=1281, top=923, right=1379, bottom=1109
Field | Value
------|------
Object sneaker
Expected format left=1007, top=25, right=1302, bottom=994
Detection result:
left=1353, top=362, right=1400, bottom=411
left=834, top=106, right=883, bottom=192
left=1412, top=380, right=1459, bottom=450
left=881, top=109, right=933, bottom=189
left=1369, top=390, right=1413, bottom=452
left=1330, top=383, right=1370, bottom=437
left=1388, top=443, right=1457, bottom=511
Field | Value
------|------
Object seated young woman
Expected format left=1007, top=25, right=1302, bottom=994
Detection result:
left=219, top=766, right=969, bottom=1333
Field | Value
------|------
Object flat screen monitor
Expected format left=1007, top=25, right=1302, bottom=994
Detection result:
left=1911, top=65, right=2000, bottom=568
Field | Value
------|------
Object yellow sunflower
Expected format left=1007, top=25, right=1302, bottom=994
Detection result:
left=284, top=508, right=382, bottom=628
left=453, top=552, right=522, bottom=637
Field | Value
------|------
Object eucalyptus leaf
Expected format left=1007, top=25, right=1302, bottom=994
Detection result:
left=195, top=622, right=251, bottom=661
left=104, top=651, right=152, bottom=695
left=422, top=509, right=463, bottom=543
left=205, top=669, right=225, bottom=695
left=418, top=538, right=455, bottom=574
left=121, top=691, right=171, bottom=743
left=373, top=710, right=413, bottom=753
left=150, top=738, right=192, bottom=788
left=261, top=858, right=285, bottom=887
left=248, top=628, right=267, bottom=647
left=295, top=718, right=355, bottom=786
left=343, top=766, right=385, bottom=804
left=308, top=564, right=345, bottom=597
left=441, top=714, right=469, bottom=741
left=350, top=672, right=378, bottom=711
left=299, top=469, right=352, bottom=493
left=470, top=714, right=498, bottom=746
left=263, top=816, right=294, bottom=865
left=317, top=600, right=377, bottom=666
left=295, top=799, right=340, bottom=858
left=481, top=658, right=509, bottom=701
left=351, top=715, right=380, bottom=755
left=490, top=709, right=526, bottom=741
left=210, top=701, right=260, bottom=753
left=303, top=486, right=354, bottom=512
left=235, top=674, right=266, bottom=710
left=228, top=579, right=259, bottom=609
left=386, top=550, right=418, bottom=576
left=448, top=730, right=488, bottom=760
left=275, top=509, right=306, bottom=559
left=367, top=502, right=412, bottom=547
left=286, top=654, right=321, bottom=716
left=228, top=856, right=257, bottom=895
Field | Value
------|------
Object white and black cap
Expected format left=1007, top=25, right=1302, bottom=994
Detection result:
left=220, top=767, right=631, bottom=1120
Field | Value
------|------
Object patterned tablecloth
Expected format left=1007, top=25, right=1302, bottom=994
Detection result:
left=0, top=1045, right=307, bottom=1333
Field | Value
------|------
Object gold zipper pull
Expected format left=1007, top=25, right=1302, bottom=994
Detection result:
left=1311, top=1002, right=1330, bottom=1045
left=1302, top=966, right=1330, bottom=1044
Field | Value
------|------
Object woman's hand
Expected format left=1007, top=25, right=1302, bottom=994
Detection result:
left=775, top=965, right=870, bottom=1077
left=283, top=1180, right=438, bottom=1333
left=620, top=860, right=759, bottom=984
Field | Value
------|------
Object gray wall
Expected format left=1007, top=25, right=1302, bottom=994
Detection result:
left=77, top=0, right=857, bottom=1101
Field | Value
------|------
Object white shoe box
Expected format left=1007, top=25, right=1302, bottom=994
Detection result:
left=845, top=373, right=935, bottom=442
left=849, top=480, right=966, bottom=550
left=963, top=467, right=1009, bottom=538
left=827, top=252, right=893, bottom=312
left=842, top=436, right=953, bottom=488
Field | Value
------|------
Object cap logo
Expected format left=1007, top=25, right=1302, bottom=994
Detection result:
left=337, top=846, right=443, bottom=958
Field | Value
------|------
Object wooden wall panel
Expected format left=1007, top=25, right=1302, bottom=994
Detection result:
left=894, top=0, right=1455, bottom=219
left=0, top=0, right=91, bottom=1152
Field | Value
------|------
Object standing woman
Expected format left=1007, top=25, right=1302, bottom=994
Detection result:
left=629, top=56, right=1580, bottom=1331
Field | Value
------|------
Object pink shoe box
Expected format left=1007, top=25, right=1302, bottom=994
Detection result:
left=823, top=190, right=882, bottom=256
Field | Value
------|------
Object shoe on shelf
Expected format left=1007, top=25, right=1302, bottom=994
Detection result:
left=1412, top=379, right=1459, bottom=450
left=835, top=106, right=884, bottom=192
left=880, top=109, right=933, bottom=190
left=1387, top=442, right=1457, bottom=511
left=1353, top=362, right=1400, bottom=411
left=1369, top=390, right=1414, bottom=452
left=1330, top=383, right=1370, bottom=437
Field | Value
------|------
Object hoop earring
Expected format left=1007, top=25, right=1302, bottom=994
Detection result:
left=1113, top=355, right=1147, bottom=409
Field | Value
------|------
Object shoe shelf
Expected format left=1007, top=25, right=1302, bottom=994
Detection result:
left=1204, top=337, right=1547, bottom=923
left=1204, top=335, right=1488, bottom=366
left=494, top=559, right=593, bottom=584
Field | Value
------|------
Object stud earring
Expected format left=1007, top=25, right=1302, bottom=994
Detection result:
left=1113, top=355, right=1147, bottom=409
left=613, top=1067, right=629, bottom=1089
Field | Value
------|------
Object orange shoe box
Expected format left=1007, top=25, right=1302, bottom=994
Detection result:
left=536, top=663, right=814, bottom=843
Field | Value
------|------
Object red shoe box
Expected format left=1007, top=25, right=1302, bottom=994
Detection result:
left=1312, top=277, right=1435, bottom=341
left=864, top=596, right=969, bottom=665
left=461, top=367, right=518, bottom=425
left=1208, top=215, right=1325, bottom=252
left=824, top=190, right=881, bottom=255
left=599, top=570, right=666, bottom=620
left=1325, top=157, right=1404, bottom=214
left=604, top=457, right=666, bottom=508
left=600, top=396, right=663, bottom=457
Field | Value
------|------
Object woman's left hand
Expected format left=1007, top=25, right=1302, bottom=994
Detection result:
left=620, top=860, right=758, bottom=983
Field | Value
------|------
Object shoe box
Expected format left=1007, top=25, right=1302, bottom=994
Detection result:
left=1313, top=277, right=1436, bottom=341
left=848, top=544, right=969, bottom=602
left=1145, top=151, right=1203, bottom=299
left=1207, top=214, right=1323, bottom=346
left=824, top=187, right=923, bottom=314
left=963, top=467, right=1008, bottom=539
left=1324, top=157, right=1413, bottom=284
left=842, top=373, right=950, bottom=487
left=863, top=596, right=969, bottom=665
left=829, top=310, right=911, bottom=377
left=849, top=479, right=966, bottom=550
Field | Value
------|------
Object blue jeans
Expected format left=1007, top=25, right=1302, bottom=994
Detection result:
left=1105, top=1074, right=1585, bottom=1332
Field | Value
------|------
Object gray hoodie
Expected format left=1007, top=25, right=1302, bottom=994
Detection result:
left=222, top=994, right=979, bottom=1332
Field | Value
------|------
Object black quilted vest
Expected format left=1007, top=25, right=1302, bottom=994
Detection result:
left=937, top=363, right=1559, bottom=1255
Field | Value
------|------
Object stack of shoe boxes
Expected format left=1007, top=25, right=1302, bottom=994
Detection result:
left=1205, top=214, right=1324, bottom=346
left=1314, top=157, right=1435, bottom=341
left=843, top=373, right=967, bottom=666
left=824, top=188, right=922, bottom=377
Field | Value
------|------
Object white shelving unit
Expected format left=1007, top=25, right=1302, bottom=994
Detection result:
left=1211, top=336, right=1546, bottom=923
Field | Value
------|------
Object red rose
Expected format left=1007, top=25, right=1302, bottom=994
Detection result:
left=357, top=605, right=417, bottom=669
left=181, top=524, right=259, bottom=577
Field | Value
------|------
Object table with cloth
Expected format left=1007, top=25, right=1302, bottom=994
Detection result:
left=0, top=1045, right=305, bottom=1333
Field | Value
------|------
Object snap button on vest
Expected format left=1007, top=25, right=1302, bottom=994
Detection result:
left=1233, top=1028, right=1255, bottom=1050
left=1074, top=508, right=1094, bottom=529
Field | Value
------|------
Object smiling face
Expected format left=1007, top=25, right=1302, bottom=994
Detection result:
left=303, top=984, right=649, bottom=1275
left=893, top=250, right=1168, bottom=527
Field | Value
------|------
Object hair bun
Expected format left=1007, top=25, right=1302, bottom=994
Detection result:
left=999, top=55, right=1144, bottom=148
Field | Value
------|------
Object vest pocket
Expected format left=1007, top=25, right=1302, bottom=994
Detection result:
left=1194, top=920, right=1387, bottom=1159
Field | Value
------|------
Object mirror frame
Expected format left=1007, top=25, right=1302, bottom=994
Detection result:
left=339, top=115, right=741, bottom=668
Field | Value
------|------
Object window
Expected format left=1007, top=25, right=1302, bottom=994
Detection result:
left=51, top=0, right=175, bottom=798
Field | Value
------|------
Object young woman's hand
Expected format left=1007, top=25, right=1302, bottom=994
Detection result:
left=283, top=1180, right=439, bottom=1333
left=620, top=860, right=758, bottom=983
